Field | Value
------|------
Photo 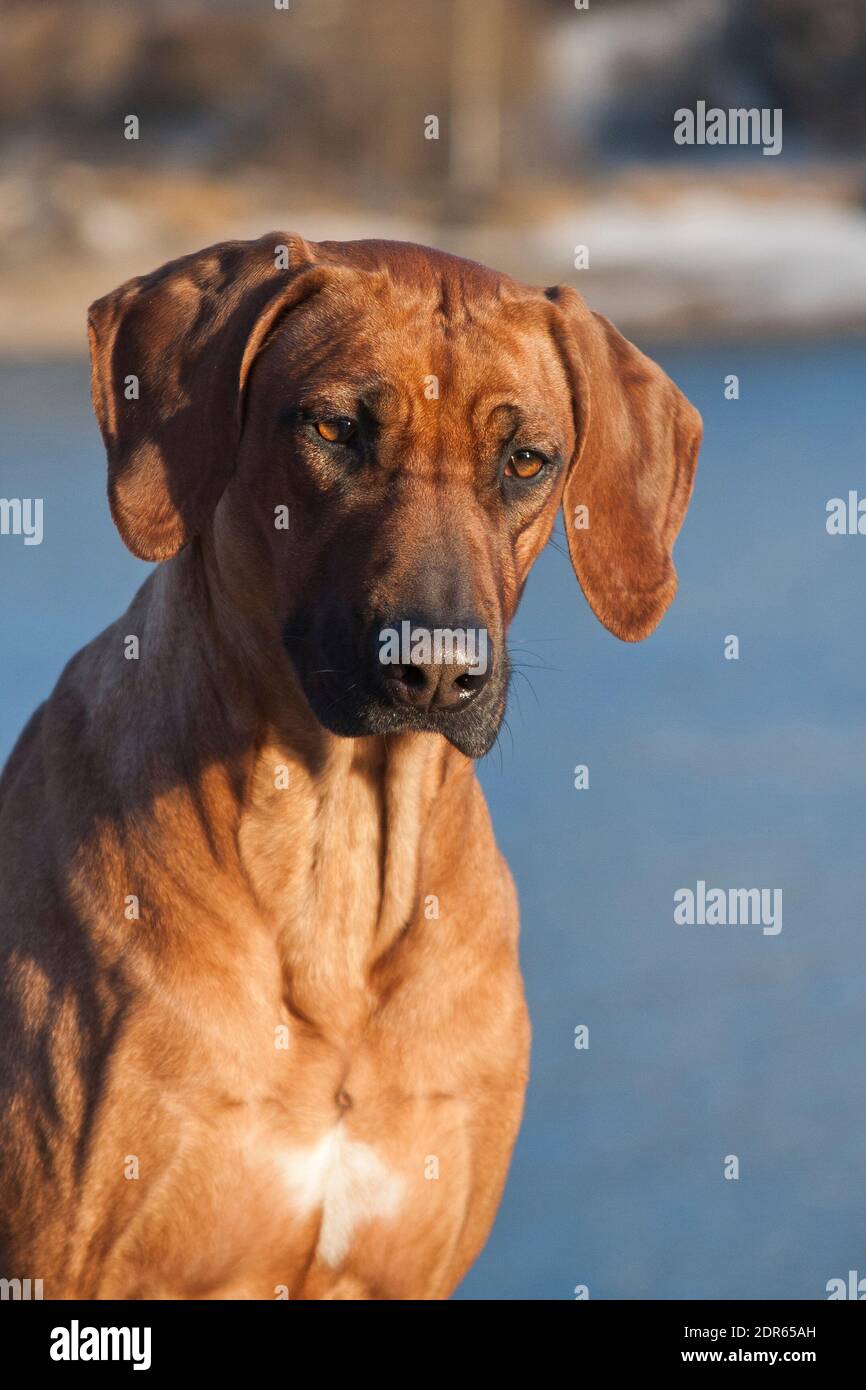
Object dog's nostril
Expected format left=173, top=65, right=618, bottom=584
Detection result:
left=374, top=620, right=493, bottom=715
left=381, top=661, right=491, bottom=714
left=391, top=664, right=427, bottom=691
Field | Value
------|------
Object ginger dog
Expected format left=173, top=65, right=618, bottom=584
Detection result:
left=0, top=235, right=700, bottom=1299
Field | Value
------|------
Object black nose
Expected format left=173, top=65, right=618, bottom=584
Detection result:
left=374, top=618, right=492, bottom=714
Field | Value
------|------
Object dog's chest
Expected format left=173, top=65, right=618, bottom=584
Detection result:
left=212, top=1022, right=467, bottom=1297
left=270, top=1123, right=406, bottom=1268
left=98, top=753, right=514, bottom=1298
left=113, top=966, right=472, bottom=1299
left=137, top=1076, right=466, bottom=1300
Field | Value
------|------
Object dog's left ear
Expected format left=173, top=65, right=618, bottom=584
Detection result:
left=87, top=232, right=329, bottom=561
left=548, top=286, right=702, bottom=642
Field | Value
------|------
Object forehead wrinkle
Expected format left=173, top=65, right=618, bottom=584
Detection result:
left=433, top=269, right=479, bottom=334
left=394, top=404, right=476, bottom=484
left=477, top=399, right=522, bottom=441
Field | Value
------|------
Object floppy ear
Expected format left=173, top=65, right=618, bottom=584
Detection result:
left=548, top=286, right=701, bottom=642
left=87, top=232, right=328, bottom=560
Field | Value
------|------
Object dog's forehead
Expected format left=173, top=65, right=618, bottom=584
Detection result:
left=265, top=239, right=563, bottom=412
left=311, top=237, right=526, bottom=304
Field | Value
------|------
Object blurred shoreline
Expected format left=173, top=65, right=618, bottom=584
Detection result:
left=3, top=162, right=866, bottom=355
left=4, top=0, right=866, bottom=353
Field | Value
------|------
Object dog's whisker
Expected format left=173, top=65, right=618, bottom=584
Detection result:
left=320, top=682, right=359, bottom=718
left=510, top=667, right=542, bottom=710
left=505, top=664, right=558, bottom=681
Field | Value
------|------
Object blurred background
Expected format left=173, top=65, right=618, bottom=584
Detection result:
left=3, top=0, right=866, bottom=346
left=1, top=0, right=865, bottom=1299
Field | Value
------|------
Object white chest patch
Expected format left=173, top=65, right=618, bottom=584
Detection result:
left=277, top=1128, right=405, bottom=1267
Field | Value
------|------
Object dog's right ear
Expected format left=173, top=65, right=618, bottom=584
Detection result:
left=547, top=286, right=701, bottom=642
left=87, top=233, right=329, bottom=561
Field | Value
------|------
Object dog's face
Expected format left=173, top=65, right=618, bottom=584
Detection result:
left=236, top=253, right=577, bottom=755
left=88, top=234, right=702, bottom=757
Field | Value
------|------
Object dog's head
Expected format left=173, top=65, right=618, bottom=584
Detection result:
left=88, top=233, right=701, bottom=757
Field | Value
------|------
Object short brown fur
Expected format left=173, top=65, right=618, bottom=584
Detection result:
left=0, top=234, right=700, bottom=1299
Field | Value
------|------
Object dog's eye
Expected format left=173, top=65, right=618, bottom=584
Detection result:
left=314, top=417, right=356, bottom=445
left=504, top=449, right=545, bottom=480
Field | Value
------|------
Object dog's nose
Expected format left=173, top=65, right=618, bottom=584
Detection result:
left=386, top=659, right=489, bottom=712
left=374, top=619, right=492, bottom=714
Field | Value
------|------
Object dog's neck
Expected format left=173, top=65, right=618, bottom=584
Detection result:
left=114, top=545, right=472, bottom=1024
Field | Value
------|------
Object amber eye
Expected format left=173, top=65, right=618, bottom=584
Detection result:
left=314, top=417, right=356, bottom=444
left=504, top=449, right=545, bottom=480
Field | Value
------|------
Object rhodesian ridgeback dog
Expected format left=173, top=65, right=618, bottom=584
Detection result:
left=0, top=234, right=700, bottom=1299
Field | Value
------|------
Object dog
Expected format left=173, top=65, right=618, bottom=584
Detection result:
left=0, top=234, right=700, bottom=1299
